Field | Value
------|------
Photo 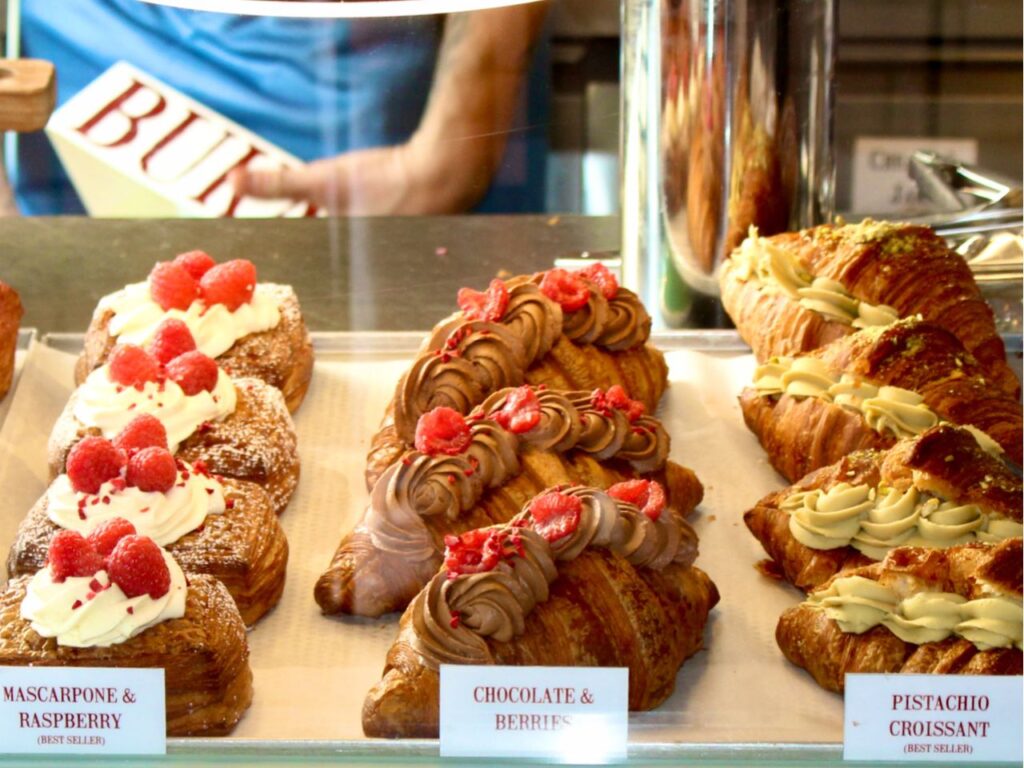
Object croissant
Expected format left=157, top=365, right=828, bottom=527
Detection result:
left=739, top=318, right=1023, bottom=483
left=316, top=386, right=704, bottom=618
left=776, top=538, right=1023, bottom=692
left=745, top=425, right=1023, bottom=592
left=362, top=485, right=719, bottom=737
left=365, top=270, right=668, bottom=489
left=719, top=220, right=1019, bottom=397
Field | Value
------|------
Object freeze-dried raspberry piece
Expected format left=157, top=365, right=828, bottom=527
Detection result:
left=67, top=436, right=126, bottom=495
left=490, top=386, right=541, bottom=434
left=575, top=262, right=619, bottom=299
left=414, top=407, right=472, bottom=456
left=113, top=414, right=168, bottom=455
left=107, top=344, right=160, bottom=387
left=172, top=250, right=216, bottom=280
left=443, top=529, right=504, bottom=578
left=456, top=278, right=509, bottom=322
left=47, top=530, right=105, bottom=582
left=538, top=268, right=590, bottom=312
left=199, top=258, right=256, bottom=311
left=149, top=261, right=199, bottom=311
left=165, top=351, right=219, bottom=395
left=87, top=518, right=138, bottom=557
left=603, top=384, right=646, bottom=422
left=126, top=447, right=178, bottom=493
left=608, top=479, right=666, bottom=521
left=149, top=318, right=196, bottom=365
left=528, top=490, right=582, bottom=542
left=106, top=535, right=170, bottom=599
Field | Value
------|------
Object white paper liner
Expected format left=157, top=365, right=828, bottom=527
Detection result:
left=0, top=340, right=843, bottom=743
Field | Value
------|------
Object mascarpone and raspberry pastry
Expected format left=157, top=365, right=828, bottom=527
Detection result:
left=776, top=538, right=1022, bottom=692
left=362, top=484, right=719, bottom=737
left=740, top=317, right=1022, bottom=484
left=0, top=279, right=22, bottom=400
left=11, top=417, right=288, bottom=625
left=76, top=251, right=313, bottom=412
left=744, top=424, right=1023, bottom=593
left=719, top=220, right=1019, bottom=397
left=316, top=385, right=704, bottom=617
left=49, top=333, right=299, bottom=515
left=0, top=526, right=253, bottom=735
left=365, top=264, right=669, bottom=488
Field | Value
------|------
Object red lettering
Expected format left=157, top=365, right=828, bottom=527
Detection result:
left=494, top=713, right=506, bottom=730
left=140, top=111, right=201, bottom=174
left=76, top=80, right=166, bottom=148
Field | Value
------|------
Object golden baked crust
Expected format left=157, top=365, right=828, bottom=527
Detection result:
left=75, top=284, right=314, bottom=413
left=47, top=377, right=300, bottom=515
left=745, top=425, right=1023, bottom=592
left=6, top=478, right=288, bottom=626
left=740, top=319, right=1023, bottom=482
left=0, top=280, right=23, bottom=400
left=363, top=551, right=718, bottom=738
left=719, top=222, right=1019, bottom=397
left=775, top=539, right=1023, bottom=692
left=0, top=574, right=253, bottom=736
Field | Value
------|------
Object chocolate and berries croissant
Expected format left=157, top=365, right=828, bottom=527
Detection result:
left=365, top=266, right=667, bottom=489
left=362, top=485, right=718, bottom=738
left=745, top=425, right=1023, bottom=592
left=719, top=220, right=1019, bottom=396
left=75, top=251, right=314, bottom=413
left=0, top=531, right=253, bottom=736
left=316, top=385, right=703, bottom=618
left=739, top=318, right=1022, bottom=483
left=49, top=339, right=299, bottom=515
left=776, top=538, right=1022, bottom=693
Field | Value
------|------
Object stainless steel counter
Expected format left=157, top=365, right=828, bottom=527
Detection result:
left=1, top=215, right=620, bottom=334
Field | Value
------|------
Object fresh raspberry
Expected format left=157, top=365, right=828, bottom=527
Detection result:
left=199, top=258, right=256, bottom=311
left=456, top=278, right=509, bottom=322
left=107, top=344, right=160, bottom=387
left=414, top=407, right=472, bottom=456
left=66, top=437, right=127, bottom=495
left=603, top=385, right=646, bottom=422
left=87, top=518, right=138, bottom=557
left=490, top=386, right=541, bottom=434
left=538, top=268, right=590, bottom=312
left=106, top=535, right=171, bottom=599
left=576, top=263, right=619, bottom=299
left=126, top=447, right=178, bottom=493
left=113, top=414, right=168, bottom=455
left=47, top=530, right=105, bottom=582
left=172, top=250, right=216, bottom=280
left=528, top=490, right=582, bottom=542
left=443, top=529, right=504, bottom=578
left=149, top=261, right=199, bottom=311
left=608, top=479, right=666, bottom=521
left=148, top=318, right=196, bottom=365
left=165, top=351, right=219, bottom=395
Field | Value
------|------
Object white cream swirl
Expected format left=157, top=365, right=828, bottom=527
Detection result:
left=807, top=575, right=1023, bottom=650
left=100, top=281, right=282, bottom=359
left=20, top=550, right=187, bottom=648
left=73, top=366, right=237, bottom=452
left=45, top=465, right=226, bottom=546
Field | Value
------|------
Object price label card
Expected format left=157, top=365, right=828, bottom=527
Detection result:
left=440, top=665, right=628, bottom=763
left=0, top=667, right=166, bottom=755
left=844, top=674, right=1022, bottom=762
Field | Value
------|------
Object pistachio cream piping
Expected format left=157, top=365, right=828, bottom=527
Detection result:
left=752, top=357, right=998, bottom=452
left=781, top=482, right=1022, bottom=560
left=806, top=575, right=1023, bottom=650
left=732, top=227, right=899, bottom=329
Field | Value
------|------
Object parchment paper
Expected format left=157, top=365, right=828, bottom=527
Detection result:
left=0, top=340, right=843, bottom=744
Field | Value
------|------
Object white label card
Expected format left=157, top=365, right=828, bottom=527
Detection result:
left=844, top=674, right=1022, bottom=762
left=0, top=667, right=166, bottom=755
left=440, top=665, right=628, bottom=763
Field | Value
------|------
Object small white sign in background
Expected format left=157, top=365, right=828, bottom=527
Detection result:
left=440, top=665, right=628, bottom=763
left=0, top=667, right=166, bottom=755
left=844, top=674, right=1022, bottom=762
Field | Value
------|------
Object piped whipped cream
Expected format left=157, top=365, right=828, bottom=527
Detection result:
left=100, top=281, right=282, bottom=359
left=731, top=227, right=900, bottom=329
left=46, top=463, right=226, bottom=546
left=73, top=366, right=236, bottom=452
left=807, top=575, right=1022, bottom=650
left=20, top=550, right=187, bottom=648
